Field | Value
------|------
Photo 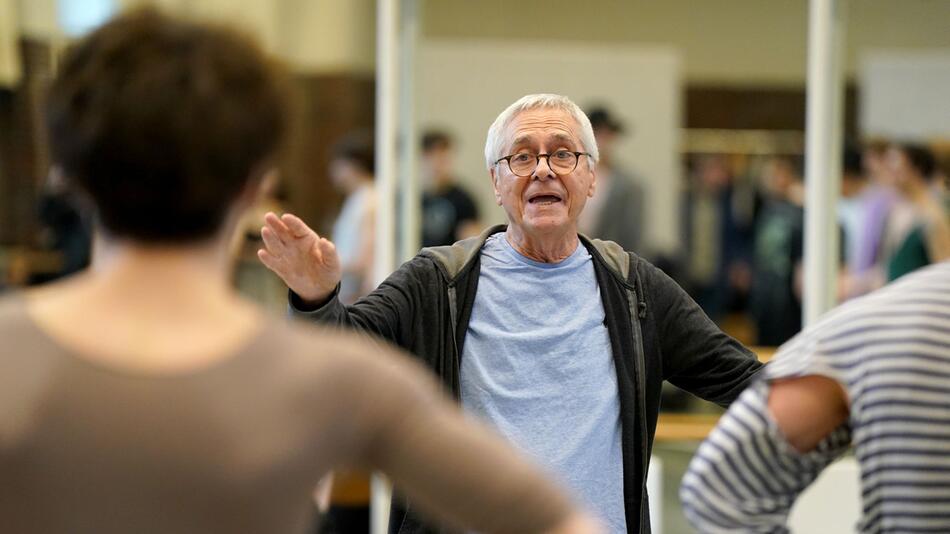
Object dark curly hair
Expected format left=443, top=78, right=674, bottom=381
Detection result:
left=45, top=8, right=293, bottom=243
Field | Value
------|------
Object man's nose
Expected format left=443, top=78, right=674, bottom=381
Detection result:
left=532, top=155, right=556, bottom=180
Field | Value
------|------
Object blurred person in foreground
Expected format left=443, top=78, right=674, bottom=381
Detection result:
left=883, top=143, right=950, bottom=281
left=0, top=11, right=600, bottom=534
left=681, top=259, right=950, bottom=532
left=420, top=129, right=481, bottom=247
left=260, top=93, right=763, bottom=533
left=578, top=107, right=644, bottom=253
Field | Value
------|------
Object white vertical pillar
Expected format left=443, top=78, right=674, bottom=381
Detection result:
left=803, top=0, right=846, bottom=326
left=370, top=473, right=393, bottom=534
left=374, top=0, right=398, bottom=286
left=398, top=0, right=420, bottom=262
left=372, top=1, right=399, bottom=533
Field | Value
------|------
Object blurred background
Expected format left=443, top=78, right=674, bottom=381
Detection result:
left=2, top=1, right=950, bottom=531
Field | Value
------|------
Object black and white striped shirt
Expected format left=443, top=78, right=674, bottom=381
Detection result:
left=681, top=261, right=950, bottom=533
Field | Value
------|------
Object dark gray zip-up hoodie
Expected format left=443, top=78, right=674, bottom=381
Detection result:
left=291, top=225, right=762, bottom=533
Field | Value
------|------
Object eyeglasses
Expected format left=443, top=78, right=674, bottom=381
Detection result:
left=494, top=150, right=591, bottom=177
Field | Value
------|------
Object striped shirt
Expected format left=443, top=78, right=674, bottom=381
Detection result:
left=681, top=261, right=950, bottom=533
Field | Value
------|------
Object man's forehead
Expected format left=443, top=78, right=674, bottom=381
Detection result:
left=511, top=131, right=575, bottom=146
left=506, top=108, right=580, bottom=147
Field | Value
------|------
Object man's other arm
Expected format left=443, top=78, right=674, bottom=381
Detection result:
left=643, top=261, right=762, bottom=406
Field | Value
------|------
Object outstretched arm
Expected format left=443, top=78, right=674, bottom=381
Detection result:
left=259, top=211, right=424, bottom=347
left=643, top=261, right=762, bottom=406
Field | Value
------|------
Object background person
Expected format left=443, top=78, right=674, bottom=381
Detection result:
left=884, top=142, right=950, bottom=281
left=328, top=132, right=377, bottom=304
left=748, top=156, right=806, bottom=346
left=682, top=154, right=745, bottom=322
left=578, top=106, right=644, bottom=254
left=420, top=129, right=481, bottom=247
left=840, top=139, right=901, bottom=298
left=837, top=144, right=872, bottom=300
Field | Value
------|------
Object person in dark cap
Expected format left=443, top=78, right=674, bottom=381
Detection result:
left=579, top=106, right=645, bottom=253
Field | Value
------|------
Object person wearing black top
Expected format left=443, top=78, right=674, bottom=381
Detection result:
left=420, top=130, right=481, bottom=247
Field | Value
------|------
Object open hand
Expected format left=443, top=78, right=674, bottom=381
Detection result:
left=258, top=212, right=341, bottom=305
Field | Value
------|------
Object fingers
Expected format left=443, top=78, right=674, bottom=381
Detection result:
left=260, top=226, right=287, bottom=255
left=281, top=213, right=315, bottom=238
left=257, top=248, right=280, bottom=273
left=263, top=211, right=292, bottom=237
left=316, top=236, right=336, bottom=256
left=276, top=212, right=336, bottom=262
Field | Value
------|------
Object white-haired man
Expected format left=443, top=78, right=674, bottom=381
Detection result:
left=259, top=94, right=762, bottom=533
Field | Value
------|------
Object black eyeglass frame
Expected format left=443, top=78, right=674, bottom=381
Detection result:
left=493, top=151, right=592, bottom=177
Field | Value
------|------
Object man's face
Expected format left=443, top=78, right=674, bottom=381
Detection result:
left=490, top=108, right=596, bottom=236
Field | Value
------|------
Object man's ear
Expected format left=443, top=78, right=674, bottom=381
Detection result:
left=490, top=168, right=502, bottom=205
left=588, top=165, right=597, bottom=198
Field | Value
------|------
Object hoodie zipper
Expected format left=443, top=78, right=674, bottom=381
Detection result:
left=627, top=282, right=650, bottom=532
left=447, top=283, right=462, bottom=402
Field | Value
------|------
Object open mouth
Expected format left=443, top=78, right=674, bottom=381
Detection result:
left=527, top=193, right=563, bottom=205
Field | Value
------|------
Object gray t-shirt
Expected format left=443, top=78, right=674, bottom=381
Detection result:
left=461, top=233, right=626, bottom=532
left=0, top=296, right=572, bottom=534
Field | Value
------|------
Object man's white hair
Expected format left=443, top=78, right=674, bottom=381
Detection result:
left=483, top=93, right=599, bottom=170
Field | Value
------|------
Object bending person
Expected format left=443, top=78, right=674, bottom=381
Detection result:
left=0, top=10, right=599, bottom=534
left=681, top=261, right=950, bottom=532
left=261, top=93, right=763, bottom=533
